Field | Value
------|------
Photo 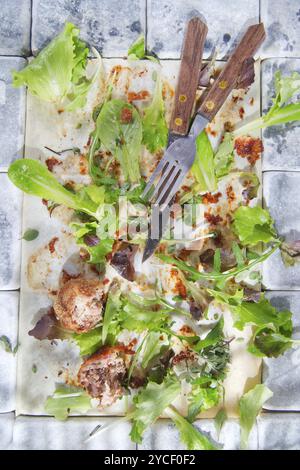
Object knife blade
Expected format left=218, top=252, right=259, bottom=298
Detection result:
left=142, top=23, right=266, bottom=263
left=142, top=17, right=208, bottom=262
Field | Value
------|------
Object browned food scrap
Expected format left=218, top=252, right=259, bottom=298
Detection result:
left=77, top=345, right=133, bottom=407
left=48, top=237, right=59, bottom=254
left=53, top=279, right=104, bottom=333
left=204, top=212, right=223, bottom=226
left=226, top=185, right=236, bottom=204
left=239, top=107, right=245, bottom=120
left=45, top=157, right=62, bottom=172
left=202, top=192, right=222, bottom=205
left=110, top=242, right=137, bottom=282
left=235, top=136, right=263, bottom=165
left=127, top=90, right=150, bottom=102
left=170, top=268, right=187, bottom=298
left=120, top=107, right=133, bottom=124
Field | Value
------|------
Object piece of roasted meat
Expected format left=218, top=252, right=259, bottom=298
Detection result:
left=77, top=345, right=133, bottom=407
left=53, top=278, right=104, bottom=333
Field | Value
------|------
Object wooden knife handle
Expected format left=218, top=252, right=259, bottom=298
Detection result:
left=197, top=23, right=265, bottom=121
left=170, top=17, right=208, bottom=135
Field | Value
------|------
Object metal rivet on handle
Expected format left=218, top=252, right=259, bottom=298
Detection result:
left=205, top=101, right=215, bottom=111
left=179, top=94, right=187, bottom=102
left=174, top=117, right=183, bottom=126
left=219, top=80, right=228, bottom=90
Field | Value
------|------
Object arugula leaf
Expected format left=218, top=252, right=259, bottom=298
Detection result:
left=232, top=206, right=277, bottom=246
left=167, top=406, right=219, bottom=450
left=214, top=408, right=227, bottom=439
left=72, top=327, right=102, bottom=356
left=214, top=133, right=235, bottom=178
left=130, top=374, right=181, bottom=443
left=13, top=23, right=98, bottom=111
left=45, top=384, right=92, bottom=420
left=96, top=100, right=143, bottom=183
left=239, top=384, right=273, bottom=449
left=142, top=75, right=168, bottom=153
left=188, top=378, right=221, bottom=422
left=157, top=241, right=280, bottom=282
left=233, top=71, right=300, bottom=137
left=0, top=335, right=17, bottom=354
left=8, top=159, right=99, bottom=217
left=191, top=131, right=217, bottom=192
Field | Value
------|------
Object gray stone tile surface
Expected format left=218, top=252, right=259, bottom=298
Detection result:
left=262, top=59, right=300, bottom=171
left=0, top=0, right=31, bottom=56
left=0, top=174, right=23, bottom=290
left=12, top=416, right=135, bottom=450
left=0, top=57, right=27, bottom=170
left=0, top=292, right=19, bottom=412
left=257, top=413, right=300, bottom=450
left=0, top=413, right=14, bottom=450
left=32, top=0, right=146, bottom=56
left=139, top=418, right=258, bottom=450
left=263, top=292, right=300, bottom=410
left=262, top=172, right=300, bottom=290
left=147, top=0, right=259, bottom=59
left=261, top=0, right=300, bottom=58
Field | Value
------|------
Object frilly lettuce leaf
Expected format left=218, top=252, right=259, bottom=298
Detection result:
left=72, top=327, right=102, bottom=356
left=142, top=75, right=168, bottom=153
left=12, top=22, right=99, bottom=111
left=232, top=205, right=277, bottom=246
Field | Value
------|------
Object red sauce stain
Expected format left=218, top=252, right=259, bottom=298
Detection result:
left=45, top=157, right=62, bottom=172
left=79, top=155, right=88, bottom=175
left=202, top=191, right=222, bottom=205
left=170, top=268, right=187, bottom=298
left=235, top=136, right=264, bottom=165
left=206, top=125, right=217, bottom=137
left=204, top=212, right=223, bottom=225
left=239, top=106, right=245, bottom=119
left=127, top=90, right=150, bottom=102
left=226, top=185, right=236, bottom=203
left=48, top=237, right=58, bottom=254
left=103, top=278, right=110, bottom=285
left=120, top=107, right=133, bottom=124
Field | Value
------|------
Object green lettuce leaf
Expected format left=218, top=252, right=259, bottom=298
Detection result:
left=239, top=384, right=273, bottom=449
left=194, top=317, right=225, bottom=352
left=72, top=327, right=102, bottom=356
left=142, top=75, right=168, bottom=153
left=8, top=159, right=98, bottom=217
left=214, top=133, right=235, bottom=178
left=130, top=374, right=181, bottom=443
left=71, top=221, right=114, bottom=263
left=45, top=384, right=92, bottom=420
left=232, top=206, right=277, bottom=246
left=187, top=377, right=221, bottom=422
left=96, top=99, right=143, bottom=183
left=233, top=70, right=300, bottom=137
left=191, top=131, right=217, bottom=192
left=127, top=35, right=159, bottom=62
left=214, top=408, right=227, bottom=439
left=167, top=406, right=219, bottom=450
left=13, top=23, right=98, bottom=111
left=140, top=331, right=169, bottom=369
left=102, top=289, right=122, bottom=344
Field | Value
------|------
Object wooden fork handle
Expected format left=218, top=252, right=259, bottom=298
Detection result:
left=197, top=23, right=266, bottom=121
left=170, top=17, right=208, bottom=135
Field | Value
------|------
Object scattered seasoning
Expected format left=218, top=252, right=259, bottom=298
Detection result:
left=206, top=125, right=217, bottom=137
left=235, top=136, right=264, bottom=165
left=127, top=90, right=150, bottom=102
left=22, top=228, right=39, bottom=241
left=239, top=107, right=245, bottom=119
left=170, top=269, right=187, bottom=298
left=48, top=237, right=59, bottom=254
left=249, top=97, right=254, bottom=106
left=202, top=192, right=222, bottom=205
left=120, top=107, right=133, bottom=124
left=204, top=212, right=223, bottom=225
left=226, top=185, right=236, bottom=204
left=45, top=157, right=62, bottom=172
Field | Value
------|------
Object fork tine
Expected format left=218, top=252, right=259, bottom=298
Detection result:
left=156, top=168, right=186, bottom=207
left=148, top=164, right=176, bottom=203
left=154, top=167, right=181, bottom=205
left=142, top=158, right=169, bottom=199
